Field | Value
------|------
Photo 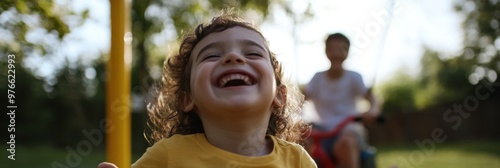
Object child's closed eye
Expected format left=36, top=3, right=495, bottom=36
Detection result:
left=202, top=54, right=221, bottom=61
left=245, top=52, right=264, bottom=58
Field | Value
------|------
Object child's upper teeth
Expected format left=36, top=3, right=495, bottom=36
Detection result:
left=219, top=73, right=252, bottom=87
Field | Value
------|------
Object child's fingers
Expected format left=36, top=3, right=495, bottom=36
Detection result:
left=361, top=113, right=377, bottom=125
left=98, top=162, right=118, bottom=168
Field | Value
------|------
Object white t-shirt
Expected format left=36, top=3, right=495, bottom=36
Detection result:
left=305, top=70, right=367, bottom=131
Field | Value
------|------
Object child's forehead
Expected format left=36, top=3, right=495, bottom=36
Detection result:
left=203, top=27, right=265, bottom=43
left=192, top=27, right=268, bottom=52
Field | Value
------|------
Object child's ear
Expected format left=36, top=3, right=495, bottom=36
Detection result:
left=273, top=85, right=287, bottom=108
left=180, top=91, right=194, bottom=112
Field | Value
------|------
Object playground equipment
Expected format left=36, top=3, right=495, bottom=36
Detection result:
left=308, top=115, right=384, bottom=168
left=106, top=0, right=132, bottom=167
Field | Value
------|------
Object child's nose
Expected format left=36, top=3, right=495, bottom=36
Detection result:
left=223, top=52, right=245, bottom=64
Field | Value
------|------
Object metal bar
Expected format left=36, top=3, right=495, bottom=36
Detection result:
left=106, top=0, right=132, bottom=167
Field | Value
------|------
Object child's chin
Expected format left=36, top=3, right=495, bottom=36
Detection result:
left=221, top=97, right=262, bottom=108
left=225, top=98, right=258, bottom=106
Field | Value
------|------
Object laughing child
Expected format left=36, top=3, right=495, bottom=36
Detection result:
left=100, top=12, right=316, bottom=168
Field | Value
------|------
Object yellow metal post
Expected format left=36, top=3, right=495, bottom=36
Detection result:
left=107, top=0, right=132, bottom=167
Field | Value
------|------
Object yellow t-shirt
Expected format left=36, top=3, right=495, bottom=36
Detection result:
left=132, top=133, right=317, bottom=168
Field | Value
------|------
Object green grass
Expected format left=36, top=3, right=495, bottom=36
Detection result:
left=3, top=141, right=499, bottom=168
left=376, top=140, right=500, bottom=168
left=2, top=145, right=141, bottom=168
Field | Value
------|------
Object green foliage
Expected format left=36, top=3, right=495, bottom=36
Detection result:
left=0, top=57, right=107, bottom=147
left=0, top=0, right=101, bottom=147
left=455, top=0, right=499, bottom=77
left=380, top=50, right=476, bottom=114
left=379, top=70, right=419, bottom=114
left=0, top=59, right=50, bottom=145
left=380, top=0, right=499, bottom=115
left=0, top=0, right=88, bottom=59
left=417, top=50, right=473, bottom=107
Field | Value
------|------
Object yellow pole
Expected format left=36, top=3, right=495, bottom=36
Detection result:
left=107, top=0, right=131, bottom=167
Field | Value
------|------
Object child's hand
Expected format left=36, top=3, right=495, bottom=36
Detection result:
left=98, top=162, right=118, bottom=168
left=361, top=112, right=378, bottom=125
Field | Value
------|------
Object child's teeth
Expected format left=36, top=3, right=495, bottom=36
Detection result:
left=243, top=76, right=250, bottom=85
left=219, top=73, right=253, bottom=87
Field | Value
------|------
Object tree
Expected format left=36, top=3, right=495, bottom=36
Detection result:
left=0, top=0, right=88, bottom=60
left=0, top=0, right=92, bottom=147
left=455, top=0, right=500, bottom=83
left=379, top=70, right=419, bottom=115
left=379, top=0, right=500, bottom=115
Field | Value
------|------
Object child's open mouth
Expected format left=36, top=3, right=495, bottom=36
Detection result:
left=217, top=73, right=257, bottom=88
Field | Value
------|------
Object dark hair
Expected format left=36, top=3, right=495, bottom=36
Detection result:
left=325, top=33, right=350, bottom=49
left=146, top=12, right=308, bottom=144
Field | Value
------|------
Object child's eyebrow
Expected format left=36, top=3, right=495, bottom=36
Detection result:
left=241, top=39, right=267, bottom=53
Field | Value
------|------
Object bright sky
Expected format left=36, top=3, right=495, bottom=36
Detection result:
left=24, top=0, right=464, bottom=88
left=261, top=0, right=463, bottom=85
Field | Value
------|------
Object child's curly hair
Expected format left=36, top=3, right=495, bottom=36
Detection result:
left=146, top=12, right=309, bottom=144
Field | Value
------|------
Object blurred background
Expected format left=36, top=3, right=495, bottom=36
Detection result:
left=0, top=0, right=499, bottom=167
